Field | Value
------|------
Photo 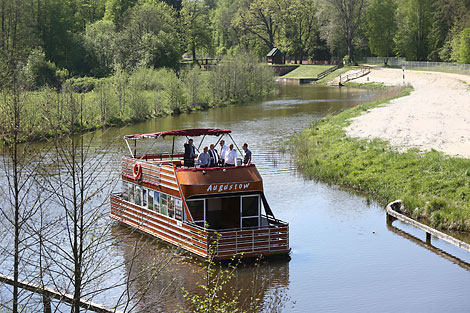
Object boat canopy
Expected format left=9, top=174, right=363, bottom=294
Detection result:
left=124, top=128, right=231, bottom=140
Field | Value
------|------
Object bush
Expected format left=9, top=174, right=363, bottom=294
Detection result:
left=66, top=76, right=101, bottom=93
left=23, top=48, right=65, bottom=90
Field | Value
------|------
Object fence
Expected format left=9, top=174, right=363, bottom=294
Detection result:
left=339, top=66, right=371, bottom=84
left=362, top=57, right=470, bottom=75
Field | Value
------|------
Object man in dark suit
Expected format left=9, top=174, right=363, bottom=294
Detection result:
left=184, top=139, right=196, bottom=167
left=208, top=144, right=219, bottom=167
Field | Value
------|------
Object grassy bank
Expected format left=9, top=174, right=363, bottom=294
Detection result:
left=283, top=65, right=332, bottom=78
left=294, top=85, right=470, bottom=232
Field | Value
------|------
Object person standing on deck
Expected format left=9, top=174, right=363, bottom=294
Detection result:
left=184, top=139, right=196, bottom=167
left=209, top=144, right=219, bottom=167
left=242, top=143, right=251, bottom=165
left=219, top=140, right=229, bottom=166
left=225, top=144, right=237, bottom=167
left=197, top=146, right=210, bottom=168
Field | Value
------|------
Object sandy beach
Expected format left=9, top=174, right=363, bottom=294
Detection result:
left=343, top=67, right=470, bottom=158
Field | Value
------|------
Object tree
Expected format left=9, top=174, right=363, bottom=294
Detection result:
left=234, top=0, right=278, bottom=51
left=0, top=71, right=45, bottom=313
left=116, top=2, right=182, bottom=70
left=394, top=0, right=434, bottom=60
left=452, top=27, right=470, bottom=63
left=330, top=0, right=365, bottom=63
left=275, top=0, right=319, bottom=62
left=83, top=20, right=117, bottom=76
left=211, top=0, right=242, bottom=55
left=365, top=0, right=397, bottom=61
left=181, top=0, right=212, bottom=62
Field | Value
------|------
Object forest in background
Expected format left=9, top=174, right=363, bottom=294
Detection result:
left=0, top=0, right=470, bottom=91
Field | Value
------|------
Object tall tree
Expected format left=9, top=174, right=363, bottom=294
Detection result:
left=83, top=19, right=117, bottom=76
left=115, top=1, right=182, bottom=70
left=394, top=0, right=434, bottom=60
left=234, top=0, right=278, bottom=51
left=331, top=0, right=365, bottom=63
left=365, top=0, right=397, bottom=61
left=211, top=0, right=242, bottom=55
left=181, top=0, right=212, bottom=61
left=275, top=0, right=318, bottom=62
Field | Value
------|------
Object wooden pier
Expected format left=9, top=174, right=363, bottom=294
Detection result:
left=386, top=200, right=470, bottom=252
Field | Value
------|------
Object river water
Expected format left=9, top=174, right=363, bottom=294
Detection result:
left=3, top=84, right=470, bottom=312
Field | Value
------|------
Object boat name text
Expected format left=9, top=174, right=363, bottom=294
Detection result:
left=206, top=183, right=250, bottom=193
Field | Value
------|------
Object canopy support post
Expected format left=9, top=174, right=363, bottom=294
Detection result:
left=125, top=139, right=134, bottom=158
left=197, top=134, right=206, bottom=152
left=228, top=133, right=243, bottom=157
left=214, top=134, right=224, bottom=146
left=171, top=136, right=175, bottom=158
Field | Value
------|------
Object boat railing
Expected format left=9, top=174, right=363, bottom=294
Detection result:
left=203, top=215, right=289, bottom=259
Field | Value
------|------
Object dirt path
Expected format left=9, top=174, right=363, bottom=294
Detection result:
left=342, top=67, right=470, bottom=158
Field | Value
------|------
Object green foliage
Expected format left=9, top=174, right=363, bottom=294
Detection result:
left=181, top=0, right=213, bottom=60
left=209, top=53, right=276, bottom=104
left=394, top=0, right=434, bottom=60
left=293, top=85, right=470, bottom=231
left=115, top=1, right=182, bottom=70
left=275, top=0, right=318, bottom=61
left=22, top=49, right=68, bottom=90
left=452, top=28, right=470, bottom=63
left=84, top=20, right=117, bottom=77
left=365, top=0, right=396, bottom=58
left=2, top=56, right=275, bottom=142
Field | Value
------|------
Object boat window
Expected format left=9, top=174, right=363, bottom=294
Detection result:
left=154, top=191, right=160, bottom=212
left=160, top=193, right=168, bottom=215
left=168, top=196, right=175, bottom=218
left=242, top=217, right=259, bottom=228
left=122, top=182, right=129, bottom=201
left=175, top=198, right=183, bottom=221
left=129, top=184, right=135, bottom=203
left=187, top=200, right=205, bottom=225
left=135, top=186, right=142, bottom=206
left=148, top=190, right=154, bottom=211
left=242, top=196, right=259, bottom=217
left=241, top=195, right=260, bottom=228
left=206, top=197, right=240, bottom=230
left=142, top=189, right=147, bottom=207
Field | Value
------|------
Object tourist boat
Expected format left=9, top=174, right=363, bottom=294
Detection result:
left=110, top=128, right=290, bottom=260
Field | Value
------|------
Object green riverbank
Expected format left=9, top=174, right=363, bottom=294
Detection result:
left=0, top=55, right=276, bottom=144
left=294, top=85, right=470, bottom=232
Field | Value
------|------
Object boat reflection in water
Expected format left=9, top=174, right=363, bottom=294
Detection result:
left=111, top=223, right=291, bottom=312
left=110, top=128, right=290, bottom=260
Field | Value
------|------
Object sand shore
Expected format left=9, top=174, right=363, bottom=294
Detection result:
left=343, top=67, right=470, bottom=158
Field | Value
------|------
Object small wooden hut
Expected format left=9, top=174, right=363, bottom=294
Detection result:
left=266, top=48, right=283, bottom=64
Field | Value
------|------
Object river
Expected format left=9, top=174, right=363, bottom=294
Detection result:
left=3, top=84, right=470, bottom=312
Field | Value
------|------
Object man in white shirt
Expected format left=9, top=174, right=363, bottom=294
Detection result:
left=225, top=144, right=237, bottom=167
left=219, top=140, right=229, bottom=166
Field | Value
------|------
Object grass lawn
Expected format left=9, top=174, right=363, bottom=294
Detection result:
left=293, top=85, right=470, bottom=232
left=283, top=64, right=334, bottom=78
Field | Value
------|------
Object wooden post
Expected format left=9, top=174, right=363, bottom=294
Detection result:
left=426, top=232, right=432, bottom=244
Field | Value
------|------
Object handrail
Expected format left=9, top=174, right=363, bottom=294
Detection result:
left=339, top=66, right=371, bottom=84
left=386, top=200, right=470, bottom=252
left=317, top=63, right=343, bottom=80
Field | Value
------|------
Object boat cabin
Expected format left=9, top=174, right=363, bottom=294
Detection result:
left=110, top=128, right=290, bottom=260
